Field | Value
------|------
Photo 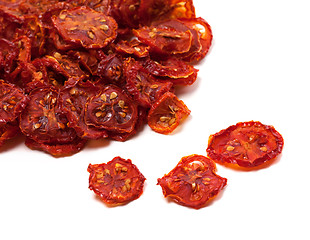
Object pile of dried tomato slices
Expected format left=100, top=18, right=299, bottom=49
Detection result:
left=0, top=0, right=212, bottom=156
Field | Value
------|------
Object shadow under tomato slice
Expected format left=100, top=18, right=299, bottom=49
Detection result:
left=207, top=121, right=284, bottom=168
left=157, top=154, right=227, bottom=209
left=88, top=156, right=146, bottom=205
left=147, top=91, right=190, bottom=134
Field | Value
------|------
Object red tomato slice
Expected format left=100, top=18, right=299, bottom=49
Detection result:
left=158, top=154, right=227, bottom=209
left=207, top=121, right=284, bottom=168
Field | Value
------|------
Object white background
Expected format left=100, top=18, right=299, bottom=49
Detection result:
left=1, top=0, right=310, bottom=239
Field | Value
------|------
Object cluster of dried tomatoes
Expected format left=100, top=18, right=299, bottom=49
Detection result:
left=88, top=121, right=283, bottom=209
left=0, top=0, right=212, bottom=156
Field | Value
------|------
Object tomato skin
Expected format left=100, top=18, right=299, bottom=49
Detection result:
left=88, top=156, right=146, bottom=205
left=207, top=121, right=284, bottom=168
left=157, top=154, right=227, bottom=209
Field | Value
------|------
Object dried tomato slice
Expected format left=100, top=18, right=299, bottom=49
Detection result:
left=85, top=85, right=138, bottom=134
left=88, top=156, right=146, bottom=205
left=52, top=6, right=118, bottom=49
left=157, top=154, right=227, bottom=209
left=147, top=92, right=190, bottom=134
left=143, top=57, right=198, bottom=86
left=19, top=87, right=77, bottom=144
left=207, top=121, right=284, bottom=168
left=96, top=53, right=124, bottom=85
left=60, top=79, right=108, bottom=140
left=0, top=80, right=28, bottom=124
left=124, top=58, right=173, bottom=108
left=43, top=52, right=88, bottom=82
left=179, top=17, right=213, bottom=62
left=133, top=21, right=193, bottom=56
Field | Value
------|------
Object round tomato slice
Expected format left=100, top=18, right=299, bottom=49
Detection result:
left=52, top=6, right=118, bottom=49
left=19, top=87, right=77, bottom=144
left=207, top=121, right=284, bottom=168
left=157, top=154, right=227, bottom=209
left=88, top=156, right=146, bottom=205
left=85, top=85, right=138, bottom=134
left=147, top=92, right=190, bottom=134
left=60, top=79, right=108, bottom=140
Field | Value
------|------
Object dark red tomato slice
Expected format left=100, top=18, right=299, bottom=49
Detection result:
left=147, top=92, right=190, bottom=134
left=19, top=87, right=77, bottom=144
left=88, top=156, right=146, bottom=205
left=60, top=79, right=108, bottom=140
left=124, top=59, right=173, bottom=108
left=96, top=53, right=124, bottom=85
left=85, top=85, right=138, bottom=134
left=143, top=57, right=198, bottom=86
left=179, top=17, right=213, bottom=63
left=0, top=122, right=20, bottom=148
left=157, top=154, right=227, bottom=209
left=0, top=80, right=29, bottom=124
left=52, top=6, right=118, bottom=49
left=133, top=22, right=193, bottom=56
left=25, top=137, right=86, bottom=157
left=207, top=121, right=284, bottom=168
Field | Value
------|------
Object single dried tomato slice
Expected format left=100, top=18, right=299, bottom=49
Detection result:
left=124, top=58, right=173, bottom=108
left=143, top=57, right=198, bottom=86
left=157, top=154, right=227, bottom=209
left=96, top=53, right=124, bottom=85
left=147, top=92, right=190, bottom=134
left=52, top=6, right=118, bottom=49
left=25, top=137, right=86, bottom=157
left=179, top=17, right=213, bottom=63
left=19, top=87, right=77, bottom=144
left=0, top=80, right=28, bottom=125
left=88, top=156, right=146, bottom=205
left=60, top=79, right=108, bottom=140
left=44, top=52, right=88, bottom=81
left=84, top=85, right=138, bottom=134
left=207, top=121, right=284, bottom=168
left=133, top=21, right=193, bottom=56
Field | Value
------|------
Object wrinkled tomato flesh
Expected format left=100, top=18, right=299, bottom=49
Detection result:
left=207, top=121, right=284, bottom=168
left=158, top=154, right=227, bottom=209
left=88, top=156, right=146, bottom=205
